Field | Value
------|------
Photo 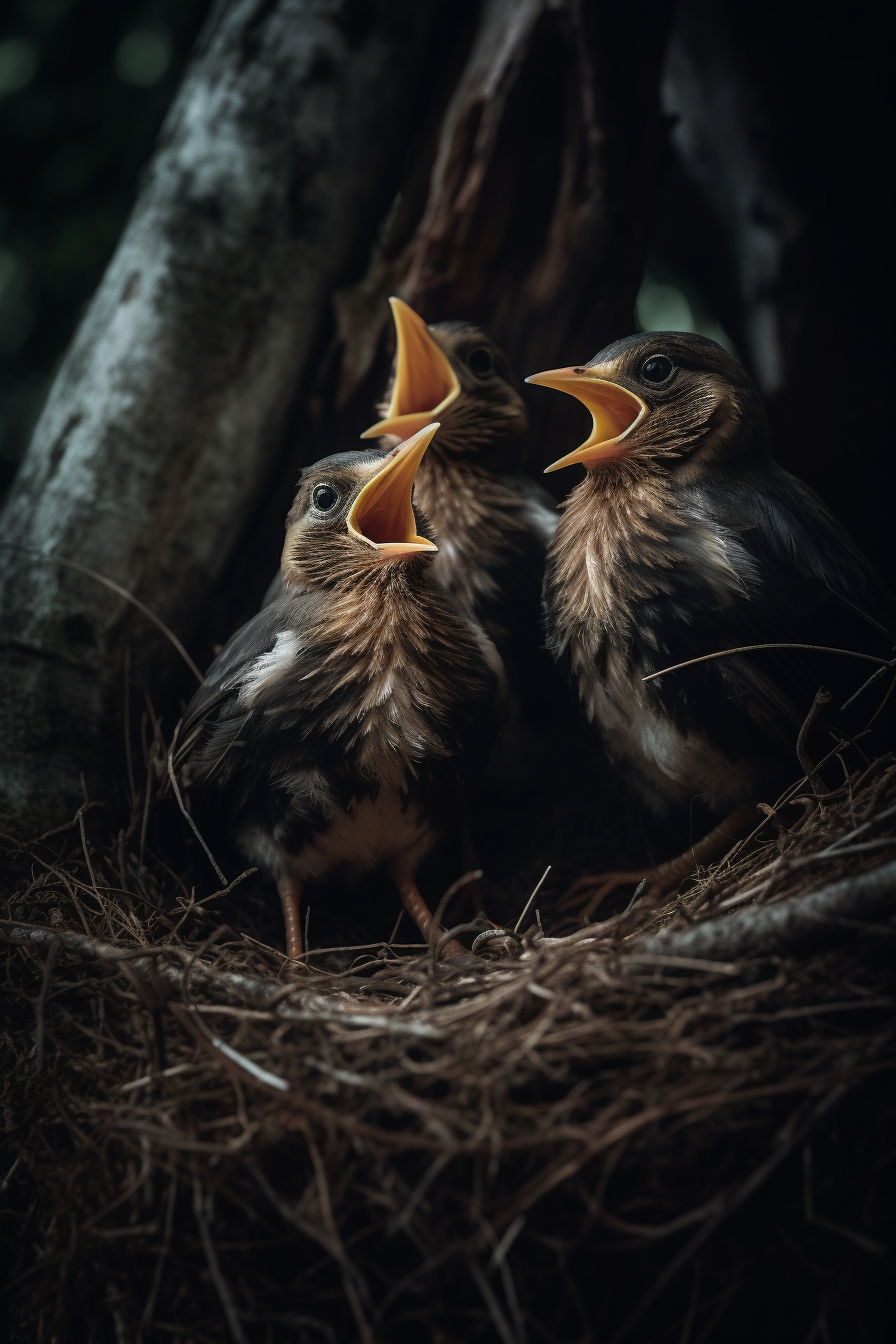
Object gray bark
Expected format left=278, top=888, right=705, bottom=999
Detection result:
left=0, top=0, right=444, bottom=832
left=631, top=859, right=896, bottom=963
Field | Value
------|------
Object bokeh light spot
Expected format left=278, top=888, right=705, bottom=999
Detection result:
left=636, top=275, right=737, bottom=355
left=114, top=28, right=172, bottom=88
left=0, top=39, right=40, bottom=95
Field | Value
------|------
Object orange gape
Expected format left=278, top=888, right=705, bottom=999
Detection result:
left=361, top=298, right=460, bottom=441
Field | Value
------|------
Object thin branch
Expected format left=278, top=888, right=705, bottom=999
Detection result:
left=632, top=857, right=896, bottom=962
left=796, top=688, right=831, bottom=793
left=642, top=644, right=887, bottom=683
left=140, top=1174, right=177, bottom=1331
left=171, top=1003, right=289, bottom=1093
left=514, top=865, right=551, bottom=934
left=192, top=1178, right=248, bottom=1344
left=0, top=923, right=444, bottom=1038
left=0, top=542, right=204, bottom=683
left=303, top=1128, right=375, bottom=1344
left=34, top=935, right=60, bottom=1073
left=167, top=726, right=227, bottom=885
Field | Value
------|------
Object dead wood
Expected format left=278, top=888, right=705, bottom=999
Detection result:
left=633, top=856, right=896, bottom=963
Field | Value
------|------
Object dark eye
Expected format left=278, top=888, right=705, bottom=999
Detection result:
left=640, top=355, right=674, bottom=384
left=311, top=484, right=339, bottom=512
left=467, top=347, right=493, bottom=376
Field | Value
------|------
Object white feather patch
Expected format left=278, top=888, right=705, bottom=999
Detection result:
left=239, top=630, right=300, bottom=704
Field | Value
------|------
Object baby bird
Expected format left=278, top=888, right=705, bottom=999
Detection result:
left=528, top=332, right=895, bottom=912
left=362, top=298, right=558, bottom=692
left=176, top=425, right=503, bottom=957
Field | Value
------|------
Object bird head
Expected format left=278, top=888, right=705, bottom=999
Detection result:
left=527, top=332, right=768, bottom=475
left=282, top=423, right=438, bottom=587
left=361, top=298, right=527, bottom=461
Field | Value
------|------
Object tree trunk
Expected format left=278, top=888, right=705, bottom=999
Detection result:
left=0, top=0, right=671, bottom=834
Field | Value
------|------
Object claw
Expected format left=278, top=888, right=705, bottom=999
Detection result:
left=559, top=869, right=657, bottom=921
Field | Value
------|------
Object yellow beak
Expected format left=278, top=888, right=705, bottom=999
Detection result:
left=525, top=366, right=647, bottom=472
left=347, top=422, right=439, bottom=555
left=360, top=297, right=461, bottom=441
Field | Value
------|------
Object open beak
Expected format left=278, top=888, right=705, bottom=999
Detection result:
left=360, top=297, right=461, bottom=441
left=525, top=366, right=647, bottom=472
left=347, top=423, right=439, bottom=555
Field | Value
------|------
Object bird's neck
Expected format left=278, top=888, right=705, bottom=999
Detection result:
left=546, top=461, right=680, bottom=646
left=308, top=561, right=494, bottom=781
left=413, top=452, right=529, bottom=605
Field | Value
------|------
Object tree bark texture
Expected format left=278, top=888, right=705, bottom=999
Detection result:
left=0, top=0, right=671, bottom=834
left=632, top=858, right=896, bottom=964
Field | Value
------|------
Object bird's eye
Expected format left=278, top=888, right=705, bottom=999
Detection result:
left=311, top=484, right=340, bottom=512
left=640, top=355, right=674, bottom=384
left=467, top=347, right=493, bottom=376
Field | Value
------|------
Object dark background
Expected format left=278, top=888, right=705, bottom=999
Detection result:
left=1, top=0, right=891, bottom=578
left=0, top=0, right=210, bottom=495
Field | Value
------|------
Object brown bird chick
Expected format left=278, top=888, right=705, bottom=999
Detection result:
left=528, top=332, right=895, bottom=916
left=176, top=425, right=504, bottom=958
left=361, top=298, right=558, bottom=694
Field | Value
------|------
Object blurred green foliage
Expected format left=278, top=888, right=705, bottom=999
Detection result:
left=0, top=0, right=210, bottom=494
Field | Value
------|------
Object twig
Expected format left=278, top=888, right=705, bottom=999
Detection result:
left=796, top=688, right=831, bottom=794
left=193, top=868, right=257, bottom=908
left=167, top=727, right=227, bottom=884
left=303, top=1128, right=375, bottom=1344
left=141, top=1174, right=177, bottom=1330
left=434, top=869, right=484, bottom=927
left=514, top=865, right=551, bottom=934
left=632, top=857, right=896, bottom=962
left=0, top=542, right=204, bottom=683
left=139, top=741, right=152, bottom=870
left=34, top=935, right=60, bottom=1073
left=123, top=644, right=137, bottom=810
left=77, top=807, right=99, bottom=897
left=0, top=924, right=444, bottom=1037
left=192, top=1178, right=248, bottom=1344
left=719, top=731, right=871, bottom=869
left=386, top=909, right=404, bottom=945
left=171, top=1003, right=289, bottom=1093
left=0, top=802, right=102, bottom=856
left=1, top=1155, right=21, bottom=1193
left=642, top=644, right=888, bottom=683
left=467, top=1255, right=518, bottom=1344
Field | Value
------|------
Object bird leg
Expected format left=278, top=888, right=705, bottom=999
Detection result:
left=389, top=859, right=469, bottom=959
left=561, top=802, right=760, bottom=921
left=276, top=874, right=304, bottom=959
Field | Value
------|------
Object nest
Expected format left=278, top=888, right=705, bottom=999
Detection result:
left=2, top=750, right=895, bottom=1343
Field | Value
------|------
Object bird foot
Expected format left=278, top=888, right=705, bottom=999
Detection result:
left=558, top=870, right=667, bottom=922
left=471, top=927, right=522, bottom=960
left=559, top=803, right=761, bottom=924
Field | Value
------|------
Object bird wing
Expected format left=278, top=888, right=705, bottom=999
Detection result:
left=260, top=569, right=287, bottom=609
left=176, top=590, right=318, bottom=788
left=640, top=463, right=895, bottom=762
